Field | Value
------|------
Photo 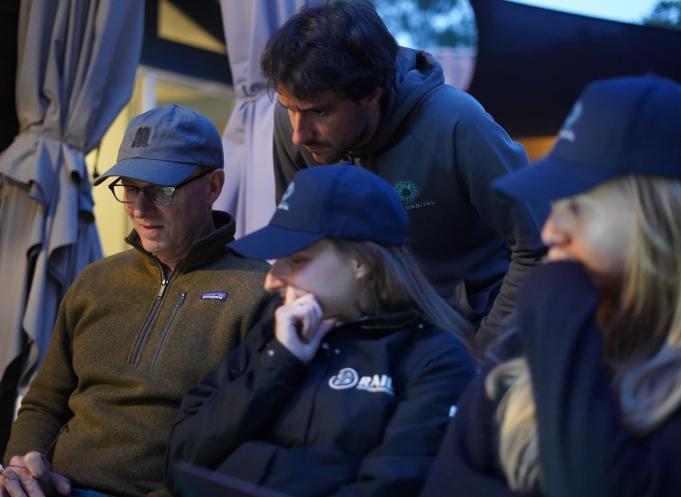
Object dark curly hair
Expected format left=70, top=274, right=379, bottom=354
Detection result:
left=261, top=1, right=399, bottom=101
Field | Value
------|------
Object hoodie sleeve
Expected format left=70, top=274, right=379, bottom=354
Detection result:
left=452, top=96, right=546, bottom=350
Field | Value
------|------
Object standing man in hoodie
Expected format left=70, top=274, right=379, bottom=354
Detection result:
left=261, top=1, right=545, bottom=348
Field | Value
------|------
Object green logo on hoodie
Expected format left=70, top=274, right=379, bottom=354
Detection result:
left=394, top=181, right=421, bottom=203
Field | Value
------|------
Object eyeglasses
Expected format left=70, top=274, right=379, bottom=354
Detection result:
left=108, top=169, right=213, bottom=205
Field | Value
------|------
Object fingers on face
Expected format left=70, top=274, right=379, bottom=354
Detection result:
left=292, top=295, right=323, bottom=342
left=284, top=286, right=306, bottom=305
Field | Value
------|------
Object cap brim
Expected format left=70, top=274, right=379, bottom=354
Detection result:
left=229, top=225, right=326, bottom=260
left=93, top=158, right=198, bottom=186
left=493, top=155, right=618, bottom=204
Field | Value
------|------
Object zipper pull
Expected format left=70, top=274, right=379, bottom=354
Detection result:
left=157, top=278, right=168, bottom=299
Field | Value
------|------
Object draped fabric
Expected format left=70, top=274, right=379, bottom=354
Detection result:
left=216, top=0, right=314, bottom=238
left=0, top=0, right=144, bottom=385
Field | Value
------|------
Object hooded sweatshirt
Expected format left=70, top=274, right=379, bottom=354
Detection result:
left=4, top=212, right=275, bottom=497
left=272, top=47, right=545, bottom=348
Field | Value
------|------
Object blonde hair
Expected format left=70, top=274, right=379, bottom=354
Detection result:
left=329, top=238, right=475, bottom=352
left=487, top=176, right=681, bottom=492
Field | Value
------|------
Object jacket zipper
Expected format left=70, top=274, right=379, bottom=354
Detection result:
left=149, top=292, right=186, bottom=369
left=129, top=276, right=169, bottom=365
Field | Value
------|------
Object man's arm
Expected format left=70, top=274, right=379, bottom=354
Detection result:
left=4, top=308, right=77, bottom=461
left=452, top=98, right=546, bottom=349
left=2, top=299, right=78, bottom=496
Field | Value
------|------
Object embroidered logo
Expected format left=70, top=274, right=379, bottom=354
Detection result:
left=394, top=180, right=436, bottom=210
left=278, top=182, right=295, bottom=211
left=394, top=180, right=421, bottom=203
left=328, top=368, right=394, bottom=396
left=328, top=368, right=359, bottom=390
left=201, top=292, right=228, bottom=301
left=558, top=101, right=583, bottom=143
left=131, top=126, right=151, bottom=148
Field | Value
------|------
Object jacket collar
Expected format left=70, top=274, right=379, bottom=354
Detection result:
left=336, top=310, right=423, bottom=334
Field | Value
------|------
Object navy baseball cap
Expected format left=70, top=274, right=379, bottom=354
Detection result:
left=93, top=104, right=223, bottom=186
left=494, top=74, right=681, bottom=203
left=229, top=165, right=408, bottom=259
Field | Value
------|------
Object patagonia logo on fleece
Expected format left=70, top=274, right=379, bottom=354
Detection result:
left=201, top=292, right=228, bottom=301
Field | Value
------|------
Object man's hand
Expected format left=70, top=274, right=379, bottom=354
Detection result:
left=274, top=287, right=337, bottom=363
left=0, top=452, right=71, bottom=497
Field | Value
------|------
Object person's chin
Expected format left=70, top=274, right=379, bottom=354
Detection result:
left=140, top=238, right=166, bottom=255
left=307, top=147, right=341, bottom=164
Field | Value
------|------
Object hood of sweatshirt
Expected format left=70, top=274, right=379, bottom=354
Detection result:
left=350, top=47, right=445, bottom=159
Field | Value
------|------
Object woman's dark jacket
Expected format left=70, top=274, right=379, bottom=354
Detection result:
left=166, top=311, right=477, bottom=497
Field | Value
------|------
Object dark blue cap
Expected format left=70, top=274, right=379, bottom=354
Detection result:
left=229, top=165, right=408, bottom=259
left=494, top=74, right=681, bottom=203
left=94, top=104, right=223, bottom=186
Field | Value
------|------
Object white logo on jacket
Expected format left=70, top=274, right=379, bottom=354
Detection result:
left=328, top=368, right=359, bottom=389
left=328, top=368, right=394, bottom=396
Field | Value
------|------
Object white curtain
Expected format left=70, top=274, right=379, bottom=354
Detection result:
left=216, top=0, right=313, bottom=238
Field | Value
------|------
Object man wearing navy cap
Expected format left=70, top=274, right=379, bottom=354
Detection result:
left=1, top=105, right=274, bottom=497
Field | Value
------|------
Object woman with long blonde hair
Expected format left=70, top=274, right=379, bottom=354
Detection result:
left=421, top=74, right=681, bottom=497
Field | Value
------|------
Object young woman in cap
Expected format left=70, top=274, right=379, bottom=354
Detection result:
left=421, top=74, right=681, bottom=497
left=165, top=165, right=477, bottom=497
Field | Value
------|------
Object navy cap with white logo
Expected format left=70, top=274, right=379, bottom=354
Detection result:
left=229, top=165, right=407, bottom=259
left=93, top=104, right=223, bottom=186
left=494, top=74, right=681, bottom=203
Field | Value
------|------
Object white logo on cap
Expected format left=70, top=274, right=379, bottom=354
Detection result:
left=278, top=182, right=295, bottom=211
left=558, top=101, right=583, bottom=143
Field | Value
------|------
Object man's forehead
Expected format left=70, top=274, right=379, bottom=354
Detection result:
left=119, top=176, right=162, bottom=187
left=277, top=89, right=344, bottom=111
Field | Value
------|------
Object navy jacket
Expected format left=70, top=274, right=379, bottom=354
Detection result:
left=166, top=311, right=476, bottom=497
left=421, top=262, right=681, bottom=497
